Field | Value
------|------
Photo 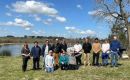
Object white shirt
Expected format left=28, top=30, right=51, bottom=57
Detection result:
left=45, top=45, right=49, bottom=55
left=74, top=44, right=82, bottom=52
left=101, top=43, right=110, bottom=53
left=45, top=55, right=54, bottom=68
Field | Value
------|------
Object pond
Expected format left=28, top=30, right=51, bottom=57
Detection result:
left=0, top=44, right=43, bottom=56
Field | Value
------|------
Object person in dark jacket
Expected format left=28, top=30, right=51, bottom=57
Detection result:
left=42, top=40, right=52, bottom=68
left=61, top=40, right=67, bottom=52
left=82, top=38, right=92, bottom=66
left=110, top=36, right=121, bottom=67
left=31, top=41, right=41, bottom=70
left=21, top=42, right=31, bottom=72
left=53, top=39, right=62, bottom=69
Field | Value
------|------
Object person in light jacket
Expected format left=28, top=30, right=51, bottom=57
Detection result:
left=101, top=39, right=110, bottom=66
left=45, top=50, right=54, bottom=73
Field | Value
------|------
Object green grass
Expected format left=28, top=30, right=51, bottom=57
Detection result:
left=0, top=56, right=130, bottom=80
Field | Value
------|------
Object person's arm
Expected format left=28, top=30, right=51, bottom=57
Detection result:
left=30, top=47, right=33, bottom=57
left=27, top=48, right=31, bottom=56
left=65, top=44, right=67, bottom=52
left=117, top=41, right=121, bottom=51
left=52, top=57, right=55, bottom=66
left=59, top=55, right=62, bottom=64
left=106, top=44, right=110, bottom=52
left=82, top=43, right=85, bottom=51
left=79, top=44, right=82, bottom=52
left=21, top=48, right=26, bottom=56
left=41, top=45, right=45, bottom=57
left=92, top=43, right=95, bottom=53
left=65, top=55, right=69, bottom=64
left=39, top=46, right=42, bottom=56
left=90, top=43, right=92, bottom=51
left=110, top=42, right=112, bottom=51
left=97, top=43, right=101, bottom=53
left=45, top=56, right=48, bottom=66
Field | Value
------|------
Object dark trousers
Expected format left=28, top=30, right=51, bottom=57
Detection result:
left=22, top=57, right=29, bottom=72
left=60, top=64, right=68, bottom=70
left=75, top=53, right=82, bottom=65
left=33, top=58, right=40, bottom=69
left=68, top=64, right=78, bottom=70
left=92, top=53, right=100, bottom=66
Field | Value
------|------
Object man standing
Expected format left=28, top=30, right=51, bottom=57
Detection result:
left=61, top=40, right=67, bottom=52
left=53, top=39, right=62, bottom=69
left=92, top=38, right=101, bottom=66
left=110, top=36, right=120, bottom=67
left=31, top=41, right=41, bottom=70
left=82, top=38, right=92, bottom=66
left=42, top=40, right=52, bottom=68
left=74, top=41, right=82, bottom=65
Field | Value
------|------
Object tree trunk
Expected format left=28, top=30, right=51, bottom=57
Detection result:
left=127, top=24, right=130, bottom=48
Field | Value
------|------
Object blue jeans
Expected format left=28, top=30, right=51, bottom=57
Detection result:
left=102, top=53, right=109, bottom=65
left=102, top=59, right=108, bottom=65
left=111, top=51, right=119, bottom=67
left=46, top=67, right=54, bottom=73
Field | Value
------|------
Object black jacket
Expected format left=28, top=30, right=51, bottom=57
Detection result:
left=61, top=43, right=67, bottom=52
left=52, top=43, right=62, bottom=53
left=82, top=42, right=92, bottom=53
left=31, top=46, right=41, bottom=58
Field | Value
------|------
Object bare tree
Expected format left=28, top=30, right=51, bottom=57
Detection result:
left=91, top=0, right=130, bottom=48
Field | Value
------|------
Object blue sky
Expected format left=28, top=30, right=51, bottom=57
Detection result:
left=0, top=0, right=110, bottom=39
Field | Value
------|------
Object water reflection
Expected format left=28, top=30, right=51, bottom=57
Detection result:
left=0, top=44, right=43, bottom=56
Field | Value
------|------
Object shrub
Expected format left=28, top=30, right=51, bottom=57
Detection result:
left=0, top=50, right=11, bottom=56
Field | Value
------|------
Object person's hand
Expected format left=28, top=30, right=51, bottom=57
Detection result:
left=62, top=62, right=64, bottom=64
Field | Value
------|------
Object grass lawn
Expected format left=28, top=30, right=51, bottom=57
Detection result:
left=0, top=56, right=130, bottom=80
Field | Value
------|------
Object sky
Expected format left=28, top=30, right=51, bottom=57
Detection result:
left=0, top=0, right=111, bottom=39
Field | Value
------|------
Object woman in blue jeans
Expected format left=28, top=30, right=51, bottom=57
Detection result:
left=101, top=40, right=110, bottom=66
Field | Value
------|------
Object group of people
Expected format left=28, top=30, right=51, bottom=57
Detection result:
left=21, top=36, right=121, bottom=73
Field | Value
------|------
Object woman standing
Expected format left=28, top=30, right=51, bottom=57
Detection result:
left=21, top=42, right=30, bottom=72
left=101, top=40, right=110, bottom=66
left=92, top=38, right=101, bottom=66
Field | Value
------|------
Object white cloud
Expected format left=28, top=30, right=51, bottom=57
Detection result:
left=11, top=1, right=58, bottom=15
left=30, top=14, right=41, bottom=21
left=88, top=9, right=117, bottom=22
left=65, top=26, right=75, bottom=30
left=88, top=9, right=104, bottom=16
left=9, top=1, right=67, bottom=23
left=0, top=18, right=33, bottom=30
left=43, top=18, right=53, bottom=25
left=77, top=4, right=83, bottom=9
left=56, top=16, right=66, bottom=22
left=32, top=30, right=45, bottom=35
left=65, top=26, right=96, bottom=35
left=6, top=13, right=12, bottom=16
left=85, top=30, right=96, bottom=35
